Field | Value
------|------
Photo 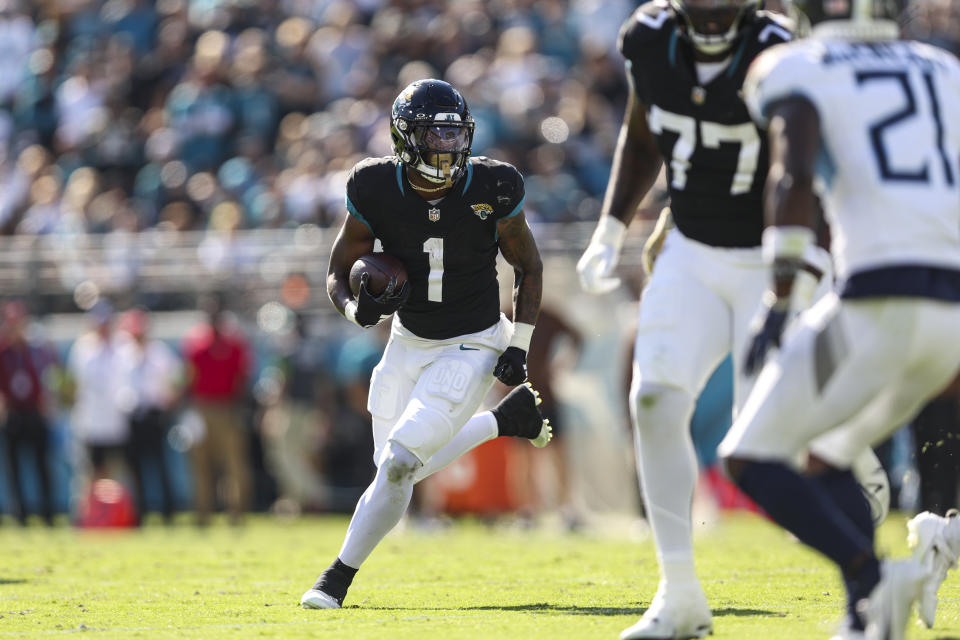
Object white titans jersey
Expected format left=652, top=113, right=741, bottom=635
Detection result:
left=744, top=38, right=960, bottom=279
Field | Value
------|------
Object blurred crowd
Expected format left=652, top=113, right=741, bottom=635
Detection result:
left=0, top=0, right=637, bottom=238
left=0, top=0, right=958, bottom=527
left=0, top=296, right=390, bottom=526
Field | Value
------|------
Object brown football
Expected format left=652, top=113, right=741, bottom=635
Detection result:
left=349, top=252, right=408, bottom=297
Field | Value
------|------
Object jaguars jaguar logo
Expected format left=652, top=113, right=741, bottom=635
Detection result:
left=470, top=203, right=494, bottom=220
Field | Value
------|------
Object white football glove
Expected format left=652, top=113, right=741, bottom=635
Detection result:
left=641, top=207, right=673, bottom=276
left=577, top=216, right=627, bottom=294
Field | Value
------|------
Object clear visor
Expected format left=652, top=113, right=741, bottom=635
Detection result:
left=414, top=125, right=471, bottom=154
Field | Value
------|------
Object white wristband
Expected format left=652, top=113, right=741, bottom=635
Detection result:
left=592, top=216, right=627, bottom=251
left=761, top=226, right=815, bottom=264
left=510, top=322, right=535, bottom=352
left=344, top=300, right=361, bottom=327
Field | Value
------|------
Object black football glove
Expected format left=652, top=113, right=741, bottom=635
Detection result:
left=493, top=346, right=528, bottom=386
left=353, top=273, right=410, bottom=328
left=743, top=293, right=790, bottom=377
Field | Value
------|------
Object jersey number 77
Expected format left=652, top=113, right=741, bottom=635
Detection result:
left=648, top=104, right=761, bottom=196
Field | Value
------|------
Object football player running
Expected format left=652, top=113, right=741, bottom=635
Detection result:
left=718, top=0, right=960, bottom=637
left=300, top=79, right=551, bottom=610
left=579, top=1, right=818, bottom=638
left=576, top=1, right=891, bottom=638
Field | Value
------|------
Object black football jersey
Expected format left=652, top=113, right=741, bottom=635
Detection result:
left=346, top=156, right=524, bottom=340
left=619, top=1, right=792, bottom=247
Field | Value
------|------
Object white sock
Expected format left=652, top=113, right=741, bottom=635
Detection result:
left=413, top=412, right=498, bottom=483
left=630, top=383, right=700, bottom=589
left=338, top=442, right=421, bottom=568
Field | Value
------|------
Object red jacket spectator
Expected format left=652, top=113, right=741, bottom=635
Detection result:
left=182, top=296, right=253, bottom=526
left=183, top=321, right=250, bottom=403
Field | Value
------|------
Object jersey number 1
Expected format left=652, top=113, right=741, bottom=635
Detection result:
left=423, top=237, right=443, bottom=302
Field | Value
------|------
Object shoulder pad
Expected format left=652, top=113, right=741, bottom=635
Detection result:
left=350, top=156, right=396, bottom=176
left=743, top=40, right=825, bottom=126
left=470, top=157, right=524, bottom=213
left=750, top=11, right=794, bottom=47
left=619, top=0, right=675, bottom=54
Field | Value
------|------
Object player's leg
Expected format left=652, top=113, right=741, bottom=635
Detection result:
left=806, top=301, right=960, bottom=631
left=721, top=297, right=960, bottom=635
left=721, top=297, right=902, bottom=629
left=413, top=318, right=548, bottom=483
left=302, top=440, right=422, bottom=609
left=413, top=382, right=550, bottom=482
left=338, top=351, right=500, bottom=574
left=623, top=237, right=732, bottom=640
left=301, top=334, right=419, bottom=609
left=304, top=337, right=504, bottom=608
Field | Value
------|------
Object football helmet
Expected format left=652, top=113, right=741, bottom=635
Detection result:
left=390, top=79, right=475, bottom=187
left=670, top=0, right=761, bottom=55
left=791, top=0, right=903, bottom=38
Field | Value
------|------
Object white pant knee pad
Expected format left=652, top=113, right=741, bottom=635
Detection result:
left=629, top=382, right=696, bottom=439
left=388, top=401, right=456, bottom=464
left=377, top=441, right=422, bottom=487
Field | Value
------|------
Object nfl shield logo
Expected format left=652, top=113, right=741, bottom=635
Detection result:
left=428, top=207, right=440, bottom=222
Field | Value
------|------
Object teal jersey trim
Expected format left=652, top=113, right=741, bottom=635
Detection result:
left=815, top=139, right=836, bottom=190
left=495, top=196, right=525, bottom=241
left=726, top=36, right=750, bottom=78
left=505, top=196, right=525, bottom=219
left=345, top=195, right=373, bottom=233
left=460, top=161, right=474, bottom=196
left=668, top=31, right=678, bottom=67
left=395, top=163, right=405, bottom=195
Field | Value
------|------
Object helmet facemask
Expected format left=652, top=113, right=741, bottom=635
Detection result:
left=671, top=0, right=759, bottom=55
left=410, top=121, right=473, bottom=186
left=392, top=116, right=474, bottom=187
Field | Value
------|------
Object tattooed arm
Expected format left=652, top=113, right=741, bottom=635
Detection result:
left=492, top=209, right=542, bottom=385
left=497, top=210, right=543, bottom=326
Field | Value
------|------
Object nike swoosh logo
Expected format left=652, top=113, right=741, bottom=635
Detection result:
left=459, top=345, right=479, bottom=351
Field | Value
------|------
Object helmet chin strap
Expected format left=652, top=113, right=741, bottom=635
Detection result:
left=689, top=18, right=741, bottom=55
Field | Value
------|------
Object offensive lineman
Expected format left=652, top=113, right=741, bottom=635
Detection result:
left=719, top=0, right=960, bottom=637
left=576, top=1, right=849, bottom=637
left=300, top=79, right=551, bottom=609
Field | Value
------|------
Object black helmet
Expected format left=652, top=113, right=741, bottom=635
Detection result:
left=390, top=79, right=475, bottom=186
left=670, top=0, right=761, bottom=55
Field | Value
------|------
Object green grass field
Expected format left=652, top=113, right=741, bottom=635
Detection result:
left=0, top=512, right=957, bottom=639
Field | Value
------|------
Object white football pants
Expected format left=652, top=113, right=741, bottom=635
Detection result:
left=367, top=314, right=511, bottom=467
left=720, top=294, right=960, bottom=466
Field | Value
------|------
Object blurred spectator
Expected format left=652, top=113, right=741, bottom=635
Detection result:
left=65, top=300, right=129, bottom=486
left=903, top=0, right=960, bottom=54
left=116, top=308, right=183, bottom=524
left=257, top=313, right=332, bottom=514
left=165, top=31, right=236, bottom=173
left=514, top=304, right=583, bottom=527
left=323, top=329, right=383, bottom=513
left=0, top=0, right=637, bottom=238
left=0, top=0, right=33, bottom=107
left=182, top=293, right=252, bottom=526
left=0, top=301, right=58, bottom=525
left=911, top=374, right=960, bottom=514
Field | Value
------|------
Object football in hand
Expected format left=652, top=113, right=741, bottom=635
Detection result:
left=349, top=252, right=408, bottom=298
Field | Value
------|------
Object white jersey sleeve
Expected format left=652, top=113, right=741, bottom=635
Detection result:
left=744, top=38, right=960, bottom=279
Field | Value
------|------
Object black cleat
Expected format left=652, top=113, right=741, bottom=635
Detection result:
left=492, top=382, right=552, bottom=447
left=300, top=559, right=356, bottom=609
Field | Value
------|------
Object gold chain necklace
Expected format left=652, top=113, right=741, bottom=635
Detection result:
left=412, top=182, right=450, bottom=194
